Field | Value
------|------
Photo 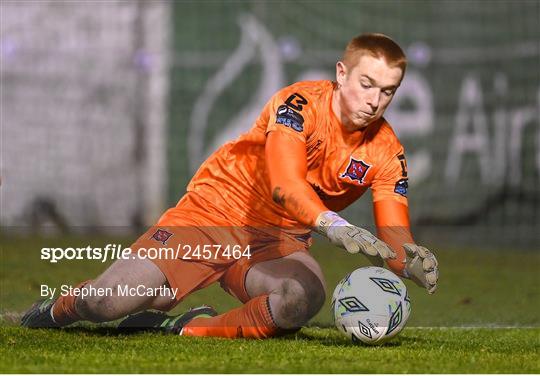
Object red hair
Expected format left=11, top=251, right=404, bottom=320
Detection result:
left=342, top=33, right=407, bottom=74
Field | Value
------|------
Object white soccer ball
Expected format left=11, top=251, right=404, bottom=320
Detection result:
left=332, top=266, right=411, bottom=344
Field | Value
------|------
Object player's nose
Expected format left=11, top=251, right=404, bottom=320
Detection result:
left=366, top=90, right=380, bottom=111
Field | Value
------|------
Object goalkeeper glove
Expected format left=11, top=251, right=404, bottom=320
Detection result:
left=315, top=211, right=396, bottom=265
left=402, top=243, right=439, bottom=294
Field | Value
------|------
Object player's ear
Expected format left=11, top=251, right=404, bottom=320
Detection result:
left=336, top=61, right=347, bottom=86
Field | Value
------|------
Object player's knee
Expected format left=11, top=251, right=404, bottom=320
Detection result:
left=311, top=285, right=326, bottom=313
left=304, top=283, right=325, bottom=318
left=273, top=278, right=325, bottom=328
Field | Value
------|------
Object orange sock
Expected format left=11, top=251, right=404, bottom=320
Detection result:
left=182, top=295, right=279, bottom=339
left=51, top=280, right=90, bottom=326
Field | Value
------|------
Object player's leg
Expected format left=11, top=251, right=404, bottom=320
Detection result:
left=21, top=255, right=173, bottom=328
left=181, top=251, right=326, bottom=338
left=22, top=195, right=230, bottom=329
left=22, top=226, right=218, bottom=328
left=72, top=256, right=173, bottom=322
left=244, top=251, right=326, bottom=329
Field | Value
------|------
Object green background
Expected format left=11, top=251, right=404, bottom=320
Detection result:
left=168, top=0, right=540, bottom=247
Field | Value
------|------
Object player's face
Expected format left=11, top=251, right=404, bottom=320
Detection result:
left=335, top=54, right=403, bottom=131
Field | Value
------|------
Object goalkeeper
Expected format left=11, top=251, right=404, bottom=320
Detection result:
left=22, top=33, right=438, bottom=338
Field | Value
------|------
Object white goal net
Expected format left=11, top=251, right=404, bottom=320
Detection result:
left=1, top=0, right=170, bottom=230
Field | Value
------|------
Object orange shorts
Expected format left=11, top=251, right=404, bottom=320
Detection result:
left=130, top=192, right=311, bottom=306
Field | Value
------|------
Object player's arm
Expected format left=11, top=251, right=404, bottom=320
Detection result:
left=265, top=131, right=395, bottom=262
left=265, top=130, right=326, bottom=226
left=373, top=200, right=413, bottom=273
left=373, top=184, right=439, bottom=294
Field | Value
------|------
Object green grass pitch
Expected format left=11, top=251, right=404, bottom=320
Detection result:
left=1, top=235, right=539, bottom=373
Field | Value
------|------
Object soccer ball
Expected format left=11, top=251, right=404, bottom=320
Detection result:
left=332, top=266, right=411, bottom=344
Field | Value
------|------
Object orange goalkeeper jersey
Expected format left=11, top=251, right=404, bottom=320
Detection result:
left=186, top=80, right=409, bottom=232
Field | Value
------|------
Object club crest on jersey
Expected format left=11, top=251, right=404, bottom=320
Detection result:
left=341, top=158, right=371, bottom=184
left=151, top=229, right=173, bottom=244
left=275, top=105, right=304, bottom=132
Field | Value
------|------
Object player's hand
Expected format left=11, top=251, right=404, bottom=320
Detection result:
left=315, top=211, right=396, bottom=264
left=403, top=243, right=439, bottom=294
